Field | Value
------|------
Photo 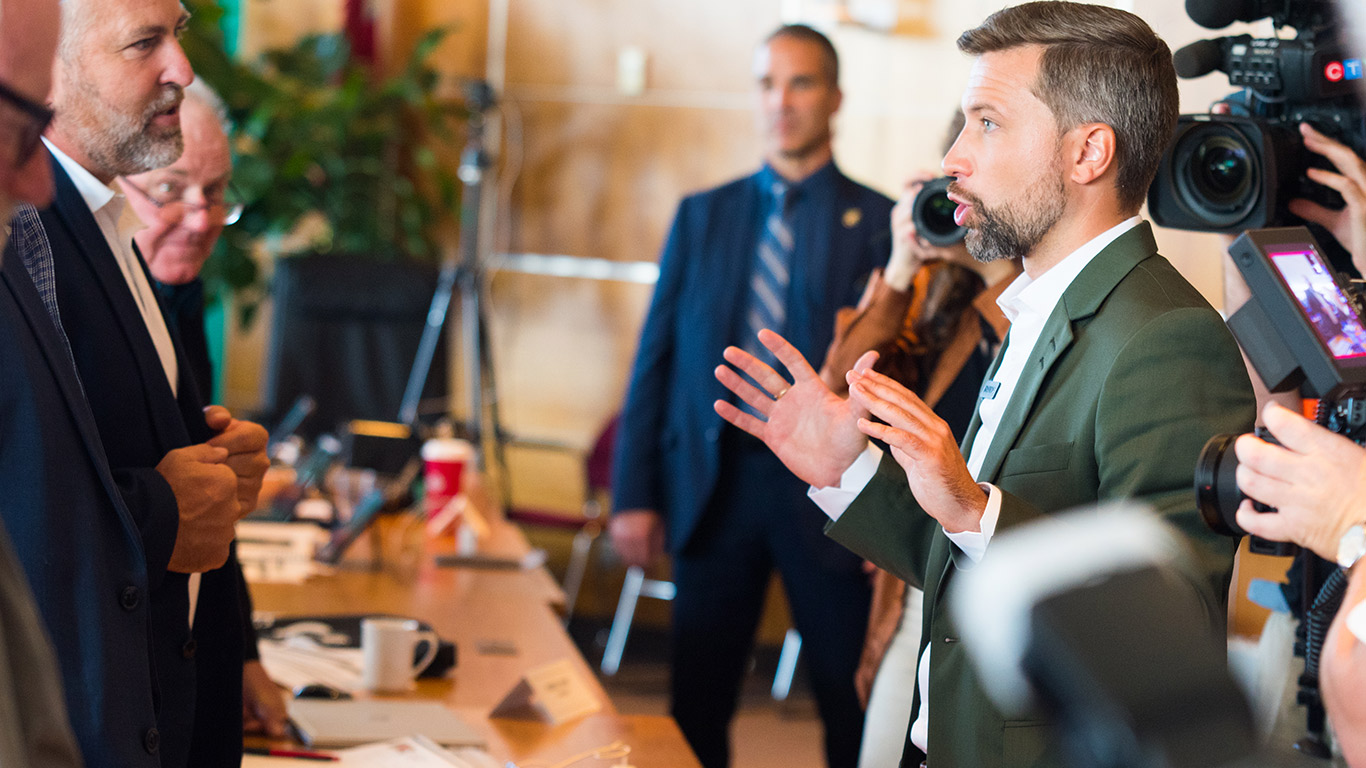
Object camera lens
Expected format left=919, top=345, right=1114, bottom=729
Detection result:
left=1193, top=139, right=1250, bottom=200
left=1194, top=433, right=1247, bottom=538
left=912, top=177, right=967, bottom=247
left=1172, top=125, right=1261, bottom=229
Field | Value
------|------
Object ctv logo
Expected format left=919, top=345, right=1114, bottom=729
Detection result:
left=1325, top=58, right=1364, bottom=82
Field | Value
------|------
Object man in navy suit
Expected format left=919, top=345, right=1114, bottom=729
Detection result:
left=610, top=25, right=890, bottom=768
left=0, top=0, right=171, bottom=764
left=34, top=0, right=269, bottom=764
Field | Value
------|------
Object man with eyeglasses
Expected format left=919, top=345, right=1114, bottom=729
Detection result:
left=25, top=0, right=268, bottom=765
left=0, top=0, right=159, bottom=765
left=119, top=78, right=292, bottom=743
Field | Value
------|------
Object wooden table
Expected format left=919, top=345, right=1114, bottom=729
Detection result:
left=248, top=514, right=699, bottom=767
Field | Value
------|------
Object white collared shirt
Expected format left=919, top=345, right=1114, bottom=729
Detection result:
left=809, top=215, right=1143, bottom=753
left=44, top=138, right=179, bottom=398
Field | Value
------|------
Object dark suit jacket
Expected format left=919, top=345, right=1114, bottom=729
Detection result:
left=826, top=223, right=1256, bottom=768
left=43, top=158, right=244, bottom=768
left=612, top=164, right=892, bottom=552
left=0, top=234, right=162, bottom=767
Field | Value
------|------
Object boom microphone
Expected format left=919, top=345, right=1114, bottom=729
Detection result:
left=1172, top=35, right=1251, bottom=79
left=1185, top=0, right=1266, bottom=29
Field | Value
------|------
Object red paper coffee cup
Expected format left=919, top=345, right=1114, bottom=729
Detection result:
left=421, top=438, right=473, bottom=520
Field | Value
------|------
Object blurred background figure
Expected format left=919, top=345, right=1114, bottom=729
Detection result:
left=609, top=24, right=891, bottom=768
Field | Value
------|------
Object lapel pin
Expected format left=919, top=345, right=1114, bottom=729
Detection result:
left=842, top=208, right=862, bottom=228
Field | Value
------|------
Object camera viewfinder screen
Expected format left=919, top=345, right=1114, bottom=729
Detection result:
left=1269, top=248, right=1366, bottom=359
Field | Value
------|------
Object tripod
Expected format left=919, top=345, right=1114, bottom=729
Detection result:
left=399, top=81, right=509, bottom=500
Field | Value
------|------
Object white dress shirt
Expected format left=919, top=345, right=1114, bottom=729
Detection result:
left=44, top=139, right=179, bottom=397
left=810, top=215, right=1143, bottom=754
left=45, top=139, right=197, bottom=625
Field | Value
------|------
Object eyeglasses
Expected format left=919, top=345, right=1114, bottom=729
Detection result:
left=0, top=79, right=55, bottom=170
left=120, top=175, right=245, bottom=226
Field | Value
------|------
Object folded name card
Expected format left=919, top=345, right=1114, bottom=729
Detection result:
left=489, top=658, right=601, bottom=725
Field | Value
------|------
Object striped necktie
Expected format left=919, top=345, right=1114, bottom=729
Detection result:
left=743, top=180, right=793, bottom=365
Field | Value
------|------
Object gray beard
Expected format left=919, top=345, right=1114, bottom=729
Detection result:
left=58, top=67, right=184, bottom=178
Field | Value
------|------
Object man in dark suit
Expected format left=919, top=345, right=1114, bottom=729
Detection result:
left=0, top=0, right=97, bottom=764
left=120, top=78, right=292, bottom=740
left=715, top=4, right=1256, bottom=767
left=35, top=0, right=268, bottom=765
left=610, top=24, right=890, bottom=768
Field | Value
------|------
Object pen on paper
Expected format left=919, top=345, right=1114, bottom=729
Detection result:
left=243, top=746, right=340, bottom=762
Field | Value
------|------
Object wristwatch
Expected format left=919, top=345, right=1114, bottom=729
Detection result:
left=1338, top=522, right=1366, bottom=570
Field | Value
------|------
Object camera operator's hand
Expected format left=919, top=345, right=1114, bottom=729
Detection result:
left=1233, top=402, right=1366, bottom=561
left=1289, top=123, right=1366, bottom=274
left=887, top=173, right=967, bottom=292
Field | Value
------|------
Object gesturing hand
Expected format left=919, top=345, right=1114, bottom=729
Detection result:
left=847, top=366, right=986, bottom=533
left=713, top=329, right=874, bottom=488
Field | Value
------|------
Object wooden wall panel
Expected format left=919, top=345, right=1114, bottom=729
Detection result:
left=503, top=0, right=780, bottom=92
left=502, top=101, right=759, bottom=262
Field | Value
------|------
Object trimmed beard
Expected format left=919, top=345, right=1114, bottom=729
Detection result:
left=57, top=63, right=184, bottom=178
left=951, top=170, right=1066, bottom=264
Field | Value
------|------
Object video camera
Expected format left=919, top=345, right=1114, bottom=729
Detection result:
left=1192, top=226, right=1363, bottom=760
left=1148, top=0, right=1365, bottom=233
left=1196, top=227, right=1366, bottom=546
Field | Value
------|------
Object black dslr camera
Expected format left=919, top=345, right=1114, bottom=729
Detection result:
left=911, top=177, right=967, bottom=247
left=1195, top=227, right=1366, bottom=551
left=1148, top=0, right=1365, bottom=232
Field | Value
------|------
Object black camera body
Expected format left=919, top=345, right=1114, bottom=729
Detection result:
left=1148, top=0, right=1365, bottom=233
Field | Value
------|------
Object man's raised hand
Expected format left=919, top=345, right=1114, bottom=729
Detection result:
left=713, top=329, right=873, bottom=488
left=847, top=366, right=986, bottom=533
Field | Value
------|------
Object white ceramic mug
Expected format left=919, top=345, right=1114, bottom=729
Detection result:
left=360, top=617, right=440, bottom=693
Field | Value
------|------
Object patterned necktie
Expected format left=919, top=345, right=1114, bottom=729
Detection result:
left=743, top=180, right=793, bottom=366
left=10, top=204, right=81, bottom=376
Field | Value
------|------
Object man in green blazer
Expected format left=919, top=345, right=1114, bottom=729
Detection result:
left=713, top=3, right=1257, bottom=766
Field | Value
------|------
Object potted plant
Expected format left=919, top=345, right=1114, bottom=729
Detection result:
left=182, top=6, right=467, bottom=429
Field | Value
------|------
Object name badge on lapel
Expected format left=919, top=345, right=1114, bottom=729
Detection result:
left=977, top=379, right=1001, bottom=406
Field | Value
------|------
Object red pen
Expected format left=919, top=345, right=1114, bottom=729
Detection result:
left=244, top=746, right=339, bottom=762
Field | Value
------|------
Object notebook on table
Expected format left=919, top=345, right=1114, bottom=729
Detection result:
left=287, top=700, right=486, bottom=749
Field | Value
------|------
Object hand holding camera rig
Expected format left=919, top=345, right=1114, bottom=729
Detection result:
left=1233, top=401, right=1366, bottom=565
left=1289, top=123, right=1366, bottom=271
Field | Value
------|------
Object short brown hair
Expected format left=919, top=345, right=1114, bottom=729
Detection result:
left=766, top=24, right=840, bottom=86
left=958, top=1, right=1178, bottom=211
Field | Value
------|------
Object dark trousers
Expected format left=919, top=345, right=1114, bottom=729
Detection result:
left=670, top=430, right=871, bottom=768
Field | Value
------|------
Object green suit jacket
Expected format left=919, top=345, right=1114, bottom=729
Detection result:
left=826, top=222, right=1256, bottom=768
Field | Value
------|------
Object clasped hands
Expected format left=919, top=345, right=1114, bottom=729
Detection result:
left=159, top=405, right=269, bottom=573
left=713, top=329, right=986, bottom=533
